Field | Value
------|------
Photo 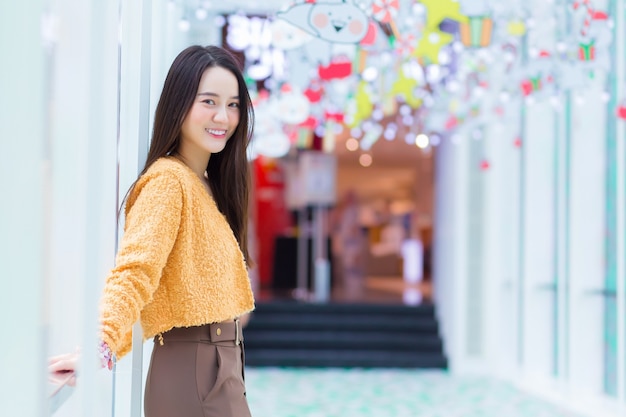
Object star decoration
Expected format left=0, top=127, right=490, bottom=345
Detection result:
left=414, top=0, right=468, bottom=64
left=390, top=69, right=422, bottom=108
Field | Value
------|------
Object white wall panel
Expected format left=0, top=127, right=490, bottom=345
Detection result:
left=0, top=2, right=48, bottom=416
left=568, top=88, right=607, bottom=395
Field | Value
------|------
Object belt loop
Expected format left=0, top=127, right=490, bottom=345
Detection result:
left=235, top=318, right=241, bottom=346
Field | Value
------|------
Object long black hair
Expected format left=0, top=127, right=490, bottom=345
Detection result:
left=134, top=45, right=254, bottom=266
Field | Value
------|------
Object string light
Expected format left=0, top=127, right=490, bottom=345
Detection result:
left=415, top=134, right=429, bottom=149
left=362, top=67, right=378, bottom=82
left=195, top=8, right=208, bottom=20
left=178, top=18, right=190, bottom=32
left=346, top=138, right=359, bottom=152
left=359, top=154, right=373, bottom=167
left=350, top=127, right=363, bottom=138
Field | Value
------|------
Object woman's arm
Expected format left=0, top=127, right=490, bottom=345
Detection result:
left=99, top=171, right=183, bottom=357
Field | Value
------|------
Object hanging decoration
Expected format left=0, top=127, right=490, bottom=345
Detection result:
left=617, top=99, right=626, bottom=120
left=413, top=0, right=468, bottom=64
left=390, top=67, right=422, bottom=108
left=458, top=0, right=493, bottom=47
left=276, top=0, right=372, bottom=66
left=345, top=80, right=375, bottom=128
left=174, top=0, right=618, bottom=162
left=271, top=84, right=311, bottom=125
left=506, top=19, right=526, bottom=37
left=371, top=0, right=401, bottom=38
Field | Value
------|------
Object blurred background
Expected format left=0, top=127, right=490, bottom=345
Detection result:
left=1, top=0, right=625, bottom=416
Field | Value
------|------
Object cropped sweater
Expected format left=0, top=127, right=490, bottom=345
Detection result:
left=99, top=157, right=255, bottom=358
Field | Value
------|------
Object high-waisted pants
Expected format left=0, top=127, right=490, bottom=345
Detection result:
left=144, top=320, right=251, bottom=417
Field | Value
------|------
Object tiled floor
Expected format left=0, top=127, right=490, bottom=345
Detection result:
left=249, top=278, right=585, bottom=416
left=246, top=368, right=585, bottom=417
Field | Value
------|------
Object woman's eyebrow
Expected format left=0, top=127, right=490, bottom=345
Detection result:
left=197, top=92, right=239, bottom=99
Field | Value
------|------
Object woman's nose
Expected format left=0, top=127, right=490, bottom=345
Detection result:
left=213, top=106, right=228, bottom=122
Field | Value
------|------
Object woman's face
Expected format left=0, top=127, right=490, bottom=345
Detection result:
left=179, top=66, right=241, bottom=160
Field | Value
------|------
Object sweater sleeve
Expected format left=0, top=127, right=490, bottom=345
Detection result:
left=99, top=171, right=183, bottom=358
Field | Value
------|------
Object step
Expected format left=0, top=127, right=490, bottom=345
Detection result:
left=253, top=301, right=436, bottom=317
left=245, top=349, right=448, bottom=369
left=246, top=315, right=439, bottom=333
left=243, top=330, right=443, bottom=352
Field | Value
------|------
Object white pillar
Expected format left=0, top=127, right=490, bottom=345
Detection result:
left=0, top=2, right=48, bottom=416
left=433, top=133, right=470, bottom=372
left=614, top=0, right=625, bottom=406
left=45, top=0, right=120, bottom=415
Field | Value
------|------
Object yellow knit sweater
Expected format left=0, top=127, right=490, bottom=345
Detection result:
left=99, top=157, right=255, bottom=358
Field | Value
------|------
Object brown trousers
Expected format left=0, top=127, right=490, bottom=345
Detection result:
left=144, top=321, right=251, bottom=417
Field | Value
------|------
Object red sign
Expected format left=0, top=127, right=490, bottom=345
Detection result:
left=253, top=157, right=292, bottom=286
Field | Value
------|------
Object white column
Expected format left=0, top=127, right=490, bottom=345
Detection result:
left=568, top=89, right=608, bottom=396
left=615, top=0, right=625, bottom=406
left=433, top=133, right=470, bottom=372
left=520, top=99, right=558, bottom=384
left=0, top=2, right=48, bottom=416
left=114, top=1, right=154, bottom=416
left=45, top=0, right=120, bottom=415
left=482, top=99, right=523, bottom=379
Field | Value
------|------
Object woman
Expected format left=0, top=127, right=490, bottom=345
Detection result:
left=49, top=45, right=256, bottom=417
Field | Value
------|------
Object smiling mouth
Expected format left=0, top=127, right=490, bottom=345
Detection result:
left=206, top=128, right=227, bottom=137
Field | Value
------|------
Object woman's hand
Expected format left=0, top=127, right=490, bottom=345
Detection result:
left=48, top=351, right=80, bottom=387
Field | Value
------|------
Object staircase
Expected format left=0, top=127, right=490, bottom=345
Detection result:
left=243, top=301, right=447, bottom=369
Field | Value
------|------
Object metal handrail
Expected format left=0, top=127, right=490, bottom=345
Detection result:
left=49, top=373, right=75, bottom=414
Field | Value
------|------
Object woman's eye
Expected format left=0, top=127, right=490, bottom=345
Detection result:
left=229, top=102, right=240, bottom=108
left=203, top=99, right=215, bottom=105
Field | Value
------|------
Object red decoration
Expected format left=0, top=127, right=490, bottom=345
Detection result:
left=520, top=80, right=533, bottom=96
left=617, top=104, right=626, bottom=120
left=593, top=11, right=608, bottom=20
left=445, top=116, right=458, bottom=129
left=304, top=86, right=323, bottom=103
left=324, top=110, right=345, bottom=123
left=480, top=160, right=490, bottom=171
left=318, top=58, right=352, bottom=80
left=298, top=115, right=318, bottom=130
left=360, top=21, right=378, bottom=46
left=514, top=137, right=522, bottom=148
